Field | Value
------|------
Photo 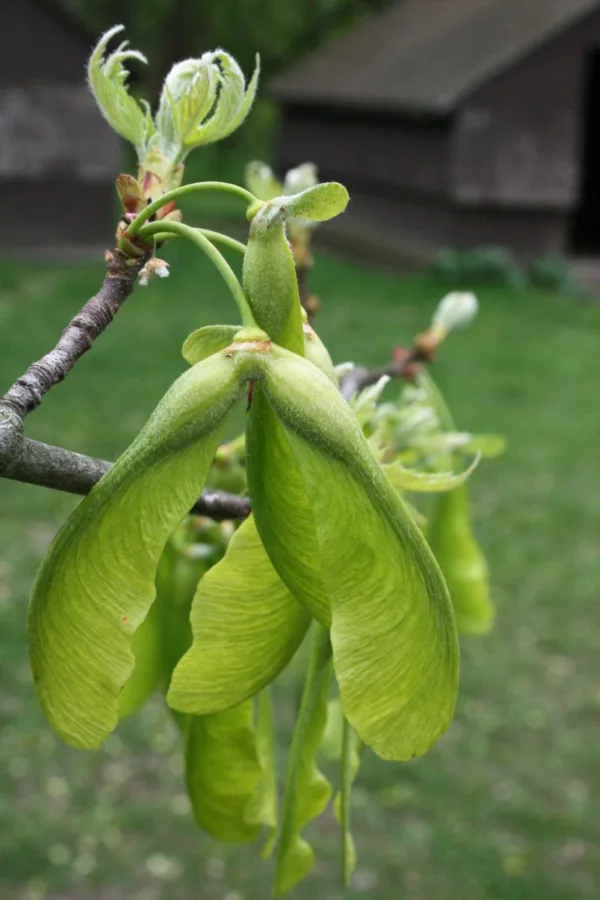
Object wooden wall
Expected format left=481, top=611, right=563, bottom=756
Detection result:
left=451, top=12, right=600, bottom=210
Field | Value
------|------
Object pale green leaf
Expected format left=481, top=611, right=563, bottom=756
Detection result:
left=168, top=514, right=310, bottom=714
left=275, top=627, right=333, bottom=895
left=87, top=25, right=154, bottom=158
left=382, top=454, right=480, bottom=493
left=185, top=700, right=263, bottom=842
left=185, top=52, right=259, bottom=150
left=260, top=347, right=459, bottom=761
left=182, top=324, right=238, bottom=365
left=246, top=386, right=331, bottom=626
left=427, top=485, right=494, bottom=635
left=28, top=353, right=240, bottom=748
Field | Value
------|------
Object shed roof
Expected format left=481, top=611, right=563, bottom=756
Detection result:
left=271, top=0, right=600, bottom=114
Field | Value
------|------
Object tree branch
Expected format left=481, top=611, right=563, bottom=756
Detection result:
left=1, top=249, right=148, bottom=419
left=0, top=406, right=249, bottom=520
left=339, top=347, right=432, bottom=400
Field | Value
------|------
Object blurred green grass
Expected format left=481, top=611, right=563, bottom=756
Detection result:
left=1, top=241, right=599, bottom=900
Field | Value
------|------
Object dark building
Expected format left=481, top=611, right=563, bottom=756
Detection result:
left=272, top=0, right=600, bottom=264
left=0, top=0, right=120, bottom=254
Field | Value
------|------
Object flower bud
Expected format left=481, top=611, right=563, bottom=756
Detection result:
left=138, top=258, right=170, bottom=287
left=431, top=292, right=478, bottom=334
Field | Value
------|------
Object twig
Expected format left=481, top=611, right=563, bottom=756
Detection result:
left=1, top=249, right=148, bottom=419
left=339, top=347, right=431, bottom=400
left=0, top=406, right=249, bottom=520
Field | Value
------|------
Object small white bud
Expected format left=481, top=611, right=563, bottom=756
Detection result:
left=138, top=258, right=170, bottom=287
left=432, top=292, right=478, bottom=333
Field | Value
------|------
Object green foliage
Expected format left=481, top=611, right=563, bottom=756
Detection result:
left=16, top=26, right=517, bottom=895
left=28, top=353, right=239, bottom=748
left=185, top=698, right=270, bottom=842
left=430, top=246, right=525, bottom=289
left=526, top=254, right=580, bottom=296
left=431, top=247, right=586, bottom=298
left=259, top=347, right=459, bottom=760
left=168, top=515, right=310, bottom=714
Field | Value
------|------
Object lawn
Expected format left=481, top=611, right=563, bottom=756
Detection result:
left=1, top=239, right=599, bottom=900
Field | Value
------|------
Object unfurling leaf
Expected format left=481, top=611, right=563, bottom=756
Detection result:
left=275, top=627, right=332, bottom=895
left=427, top=485, right=494, bottom=635
left=87, top=25, right=155, bottom=158
left=168, top=515, right=310, bottom=715
left=258, top=347, right=459, bottom=761
left=28, top=353, right=240, bottom=748
left=182, top=324, right=239, bottom=365
left=185, top=700, right=263, bottom=842
left=382, top=454, right=480, bottom=493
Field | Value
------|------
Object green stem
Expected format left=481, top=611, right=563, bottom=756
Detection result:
left=139, top=221, right=256, bottom=328
left=125, top=181, right=257, bottom=237
left=198, top=230, right=246, bottom=255
left=141, top=229, right=246, bottom=255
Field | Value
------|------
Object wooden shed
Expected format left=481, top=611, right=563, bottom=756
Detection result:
left=271, top=0, right=600, bottom=264
left=0, top=0, right=120, bottom=254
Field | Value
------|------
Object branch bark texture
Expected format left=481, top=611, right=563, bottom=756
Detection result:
left=0, top=407, right=249, bottom=520
left=1, top=250, right=148, bottom=419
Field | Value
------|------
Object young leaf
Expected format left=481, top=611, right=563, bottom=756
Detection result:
left=117, top=596, right=162, bottom=718
left=260, top=347, right=459, bottom=761
left=427, top=485, right=494, bottom=635
left=182, top=324, right=239, bottom=365
left=87, top=25, right=154, bottom=158
left=275, top=627, right=333, bottom=895
left=246, top=386, right=331, bottom=626
left=168, top=514, right=311, bottom=715
left=382, top=454, right=480, bottom=493
left=28, top=353, right=240, bottom=748
left=185, top=700, right=263, bottom=842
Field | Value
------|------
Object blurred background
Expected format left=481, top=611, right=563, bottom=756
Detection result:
left=1, top=1, right=600, bottom=898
